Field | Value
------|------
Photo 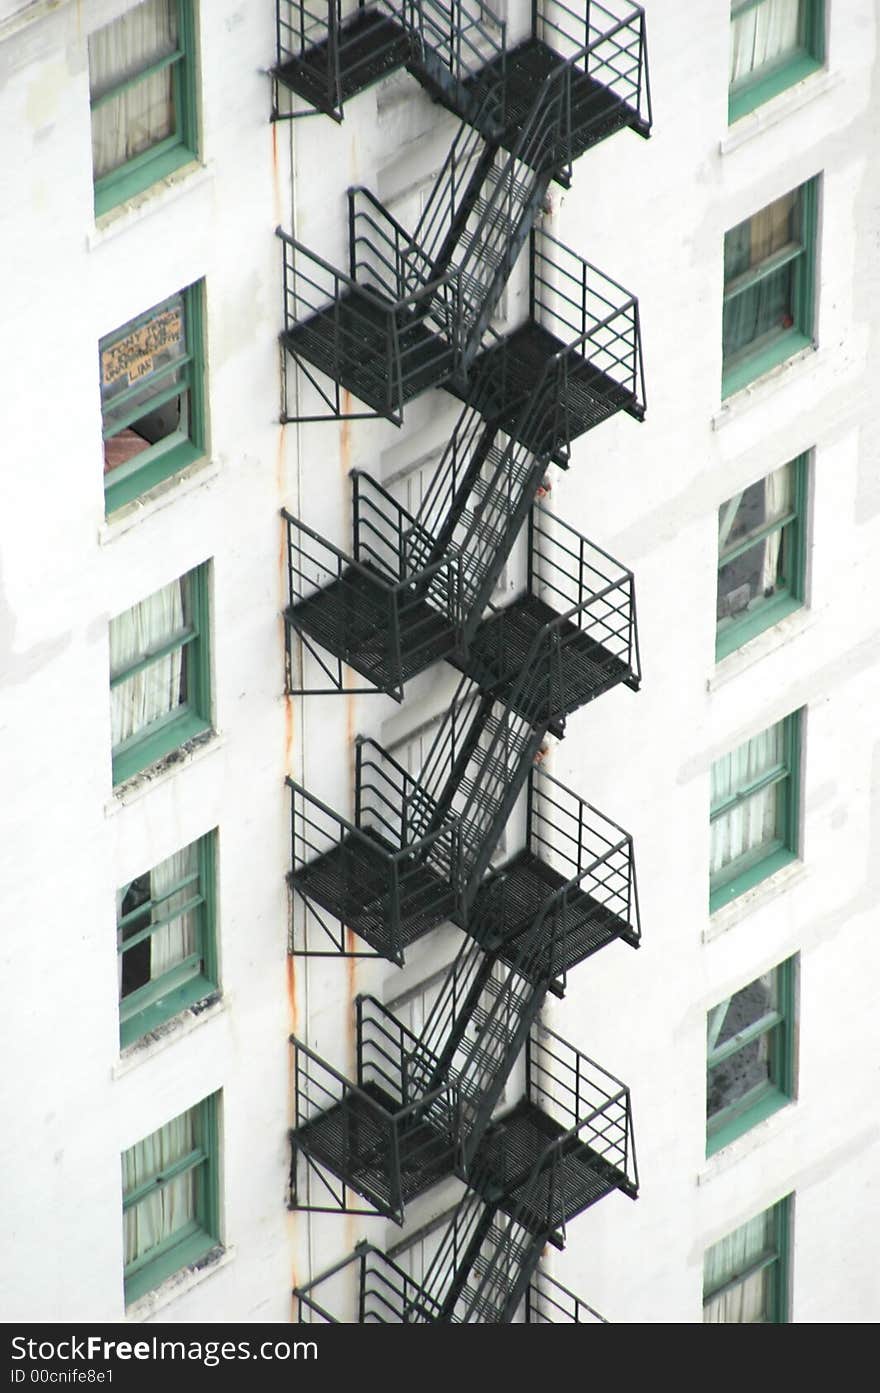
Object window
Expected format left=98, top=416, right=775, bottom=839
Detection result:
left=101, top=283, right=206, bottom=514
left=722, top=179, right=818, bottom=398
left=117, top=831, right=218, bottom=1048
left=122, top=1094, right=220, bottom=1305
left=716, top=454, right=808, bottom=660
left=703, top=1198, right=791, bottom=1321
left=729, top=1, right=824, bottom=124
left=706, top=958, right=795, bottom=1153
left=110, top=563, right=211, bottom=786
left=89, top=0, right=198, bottom=216
left=710, top=711, right=801, bottom=911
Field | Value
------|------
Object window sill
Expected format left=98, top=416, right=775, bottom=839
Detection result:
left=699, top=1094, right=795, bottom=1182
left=712, top=342, right=816, bottom=431
left=115, top=989, right=224, bottom=1068
left=709, top=605, right=814, bottom=691
left=704, top=858, right=807, bottom=942
left=113, top=712, right=212, bottom=788
left=722, top=332, right=813, bottom=403
left=107, top=729, right=224, bottom=815
left=100, top=455, right=220, bottom=544
left=723, top=64, right=836, bottom=152
left=710, top=847, right=798, bottom=916
left=89, top=157, right=213, bottom=249
left=125, top=1243, right=234, bottom=1323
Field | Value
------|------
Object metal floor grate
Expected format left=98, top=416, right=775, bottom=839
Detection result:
left=282, top=292, right=454, bottom=417
left=465, top=39, right=640, bottom=167
left=463, top=594, right=633, bottom=723
left=461, top=321, right=640, bottom=459
left=288, top=565, right=459, bottom=695
left=291, top=834, right=456, bottom=956
left=474, top=1099, right=622, bottom=1234
left=475, top=849, right=630, bottom=981
left=274, top=13, right=413, bottom=113
left=293, top=1082, right=457, bottom=1218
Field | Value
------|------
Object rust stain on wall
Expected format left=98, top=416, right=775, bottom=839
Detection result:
left=271, top=121, right=282, bottom=229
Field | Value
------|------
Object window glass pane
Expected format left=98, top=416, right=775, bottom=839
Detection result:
left=122, top=1104, right=196, bottom=1268
left=723, top=262, right=796, bottom=362
left=118, top=842, right=200, bottom=1002
left=707, top=970, right=777, bottom=1119
left=730, top=0, right=802, bottom=90
left=711, top=721, right=784, bottom=810
left=717, top=531, right=788, bottom=622
left=704, top=1267, right=769, bottom=1323
left=110, top=576, right=190, bottom=748
left=101, top=294, right=189, bottom=477
left=90, top=0, right=179, bottom=180
left=705, top=1208, right=774, bottom=1290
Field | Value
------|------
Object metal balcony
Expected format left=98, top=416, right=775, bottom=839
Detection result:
left=460, top=504, right=641, bottom=725
left=290, top=1024, right=637, bottom=1321
left=468, top=765, right=641, bottom=983
left=465, top=1, right=652, bottom=167
left=282, top=474, right=463, bottom=701
left=287, top=737, right=460, bottom=962
left=289, top=1000, right=460, bottom=1223
left=452, top=229, right=646, bottom=464
left=272, top=0, right=507, bottom=125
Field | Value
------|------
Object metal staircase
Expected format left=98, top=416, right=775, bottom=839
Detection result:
left=277, top=0, right=652, bottom=1326
left=291, top=1024, right=638, bottom=1321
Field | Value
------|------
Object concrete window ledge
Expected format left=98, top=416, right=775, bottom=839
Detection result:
left=106, top=731, right=226, bottom=816
left=719, top=69, right=842, bottom=156
left=112, top=995, right=227, bottom=1079
left=88, top=161, right=214, bottom=251
left=126, top=1245, right=236, bottom=1323
left=707, top=608, right=815, bottom=692
left=99, top=458, right=222, bottom=545
left=697, top=1102, right=797, bottom=1186
left=712, top=345, right=817, bottom=432
left=703, top=861, right=808, bottom=943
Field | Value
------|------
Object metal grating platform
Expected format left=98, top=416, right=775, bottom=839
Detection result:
left=465, top=39, right=641, bottom=168
left=474, top=1099, right=623, bottom=1234
left=282, top=291, right=454, bottom=417
left=290, top=833, right=456, bottom=956
left=274, top=13, right=413, bottom=114
left=288, top=565, right=459, bottom=695
left=463, top=594, right=633, bottom=723
left=293, top=1082, right=457, bottom=1219
left=475, top=849, right=630, bottom=981
left=460, top=321, right=640, bottom=458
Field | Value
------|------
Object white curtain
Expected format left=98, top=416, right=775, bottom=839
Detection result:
left=110, top=578, right=185, bottom=749
left=704, top=1211, right=772, bottom=1322
left=730, top=0, right=801, bottom=87
left=761, top=461, right=793, bottom=591
left=90, top=0, right=178, bottom=180
left=123, top=1107, right=196, bottom=1267
left=710, top=724, right=782, bottom=878
left=150, top=844, right=199, bottom=978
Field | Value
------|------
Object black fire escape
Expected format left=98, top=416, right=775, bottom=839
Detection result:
left=275, top=0, right=651, bottom=1323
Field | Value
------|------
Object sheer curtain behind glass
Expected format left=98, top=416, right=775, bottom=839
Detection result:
left=150, top=844, right=199, bottom=978
left=730, top=0, right=801, bottom=88
left=710, top=724, right=783, bottom=880
left=110, top=578, right=186, bottom=750
left=90, top=0, right=178, bottom=180
left=723, top=192, right=797, bottom=363
left=704, top=1211, right=773, bottom=1322
left=123, top=1108, right=196, bottom=1268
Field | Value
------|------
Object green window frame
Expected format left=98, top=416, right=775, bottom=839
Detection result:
left=729, top=1, right=824, bottom=125
left=703, top=1197, right=791, bottom=1321
left=117, top=831, right=218, bottom=1049
left=101, top=282, right=206, bottom=514
left=110, top=562, right=212, bottom=787
left=722, top=178, right=819, bottom=399
left=90, top=0, right=199, bottom=217
left=706, top=958, right=795, bottom=1155
left=710, top=710, right=801, bottom=912
left=122, top=1093, right=220, bottom=1306
left=716, top=453, right=809, bottom=661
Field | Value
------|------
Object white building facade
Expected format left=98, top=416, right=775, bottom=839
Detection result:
left=1, top=0, right=878, bottom=1324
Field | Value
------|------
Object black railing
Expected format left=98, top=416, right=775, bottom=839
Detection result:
left=526, top=1021, right=638, bottom=1197
left=277, top=226, right=460, bottom=423
left=534, top=0, right=652, bottom=139
left=287, top=737, right=461, bottom=962
left=282, top=477, right=462, bottom=700
left=526, top=1268, right=608, bottom=1322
